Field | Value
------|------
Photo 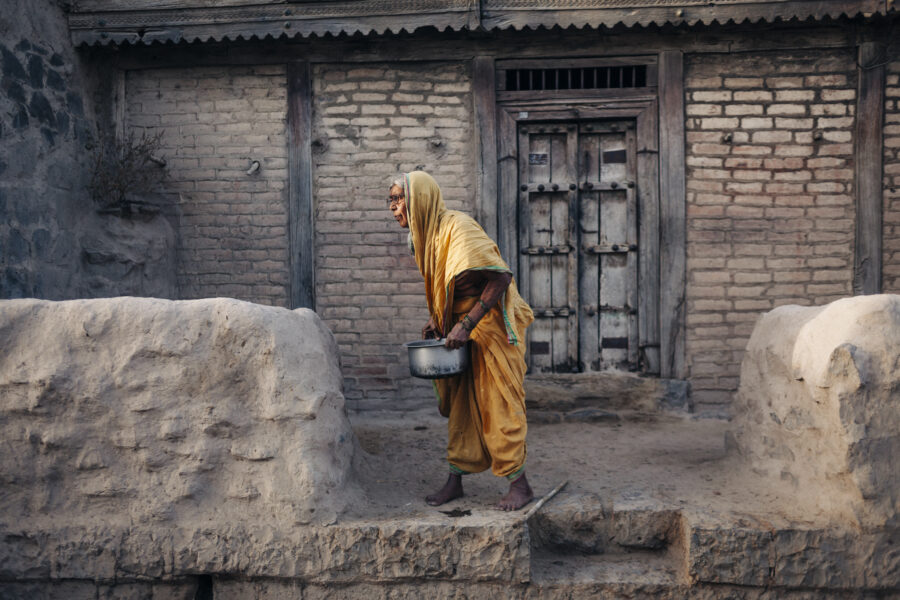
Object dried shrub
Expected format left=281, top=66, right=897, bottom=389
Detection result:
left=87, top=130, right=167, bottom=211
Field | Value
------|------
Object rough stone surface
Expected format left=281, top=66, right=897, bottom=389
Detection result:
left=79, top=210, right=176, bottom=298
left=730, top=294, right=900, bottom=529
left=1, top=1, right=92, bottom=298
left=686, top=523, right=900, bottom=590
left=530, top=494, right=679, bottom=554
left=0, top=298, right=358, bottom=548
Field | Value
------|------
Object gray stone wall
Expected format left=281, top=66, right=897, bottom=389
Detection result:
left=0, top=0, right=176, bottom=300
left=0, top=0, right=96, bottom=298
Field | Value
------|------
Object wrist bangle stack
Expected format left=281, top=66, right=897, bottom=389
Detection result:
left=461, top=314, right=476, bottom=332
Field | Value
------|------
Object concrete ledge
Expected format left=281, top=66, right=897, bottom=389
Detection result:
left=687, top=524, right=900, bottom=590
left=0, top=519, right=530, bottom=584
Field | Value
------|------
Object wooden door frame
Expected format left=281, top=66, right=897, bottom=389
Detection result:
left=493, top=97, right=663, bottom=375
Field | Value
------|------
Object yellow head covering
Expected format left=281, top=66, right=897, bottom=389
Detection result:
left=403, top=171, right=533, bottom=344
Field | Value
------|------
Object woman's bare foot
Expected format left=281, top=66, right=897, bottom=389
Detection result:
left=497, top=472, right=533, bottom=511
left=426, top=473, right=464, bottom=506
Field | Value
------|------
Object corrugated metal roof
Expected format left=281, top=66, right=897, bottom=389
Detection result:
left=68, top=0, right=892, bottom=46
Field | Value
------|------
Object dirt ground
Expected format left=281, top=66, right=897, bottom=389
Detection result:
left=344, top=407, right=834, bottom=527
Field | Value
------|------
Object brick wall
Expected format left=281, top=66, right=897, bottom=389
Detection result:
left=126, top=65, right=290, bottom=306
left=884, top=60, right=900, bottom=293
left=683, top=49, right=857, bottom=411
left=311, top=62, right=475, bottom=410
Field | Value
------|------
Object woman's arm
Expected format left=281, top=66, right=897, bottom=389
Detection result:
left=444, top=270, right=513, bottom=349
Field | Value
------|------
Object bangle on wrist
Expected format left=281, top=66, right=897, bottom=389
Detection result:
left=461, top=314, right=475, bottom=332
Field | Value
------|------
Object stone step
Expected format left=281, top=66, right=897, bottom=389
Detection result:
left=529, top=493, right=683, bottom=556
left=530, top=548, right=683, bottom=588
left=684, top=519, right=900, bottom=591
left=524, top=371, right=690, bottom=420
left=0, top=517, right=530, bottom=584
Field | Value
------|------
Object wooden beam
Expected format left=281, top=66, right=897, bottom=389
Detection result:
left=657, top=50, right=686, bottom=380
left=854, top=41, right=885, bottom=295
left=287, top=61, right=315, bottom=310
left=473, top=56, right=499, bottom=243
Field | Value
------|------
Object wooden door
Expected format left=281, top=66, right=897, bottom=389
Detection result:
left=577, top=120, right=638, bottom=371
left=517, top=119, right=638, bottom=373
left=517, top=123, right=578, bottom=373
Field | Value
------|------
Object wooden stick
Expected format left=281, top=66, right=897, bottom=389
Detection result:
left=521, top=480, right=568, bottom=522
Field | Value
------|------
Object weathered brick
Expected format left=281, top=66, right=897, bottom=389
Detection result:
left=734, top=90, right=773, bottom=102
left=774, top=90, right=815, bottom=102
left=687, top=76, right=723, bottom=88
left=752, top=130, right=792, bottom=143
left=766, top=104, right=806, bottom=116
left=774, top=117, right=814, bottom=129
left=724, top=77, right=764, bottom=88
left=725, top=104, right=763, bottom=116
left=805, top=74, right=848, bottom=87
left=766, top=76, right=804, bottom=88
left=740, top=117, right=773, bottom=129
left=688, top=104, right=723, bottom=116
left=698, top=117, right=740, bottom=129
left=693, top=90, right=732, bottom=101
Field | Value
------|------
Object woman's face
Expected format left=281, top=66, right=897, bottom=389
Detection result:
left=389, top=184, right=409, bottom=229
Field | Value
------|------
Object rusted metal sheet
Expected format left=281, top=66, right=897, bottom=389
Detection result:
left=481, top=0, right=888, bottom=30
left=67, top=0, right=888, bottom=46
left=68, top=0, right=477, bottom=46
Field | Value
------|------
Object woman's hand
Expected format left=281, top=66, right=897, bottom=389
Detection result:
left=422, top=317, right=440, bottom=339
left=444, top=322, right=470, bottom=349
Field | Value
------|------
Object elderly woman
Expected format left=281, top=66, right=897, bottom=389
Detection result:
left=389, top=171, right=535, bottom=511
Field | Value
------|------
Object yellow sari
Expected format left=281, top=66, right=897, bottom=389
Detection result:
left=404, top=171, right=534, bottom=479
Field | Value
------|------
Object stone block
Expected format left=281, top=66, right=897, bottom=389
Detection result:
left=688, top=527, right=773, bottom=587
left=731, top=295, right=900, bottom=529
left=0, top=298, right=360, bottom=580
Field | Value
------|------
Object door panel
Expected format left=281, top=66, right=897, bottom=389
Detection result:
left=518, top=124, right=578, bottom=373
left=518, top=119, right=637, bottom=374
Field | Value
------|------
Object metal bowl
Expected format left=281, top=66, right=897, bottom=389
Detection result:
left=404, top=339, right=470, bottom=379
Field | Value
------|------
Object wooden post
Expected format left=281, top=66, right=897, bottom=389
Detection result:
left=473, top=56, right=499, bottom=243
left=854, top=42, right=885, bottom=295
left=287, top=61, right=315, bottom=310
left=658, top=51, right=686, bottom=379
left=637, top=101, right=660, bottom=375
left=498, top=109, right=519, bottom=282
